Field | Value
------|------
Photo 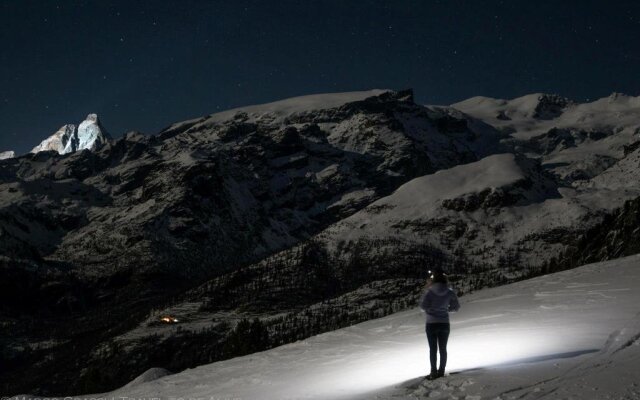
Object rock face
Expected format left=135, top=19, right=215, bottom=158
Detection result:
left=558, top=169, right=640, bottom=268
left=532, top=93, right=574, bottom=119
left=31, top=114, right=111, bottom=155
left=0, top=150, right=14, bottom=160
left=3, top=89, right=640, bottom=396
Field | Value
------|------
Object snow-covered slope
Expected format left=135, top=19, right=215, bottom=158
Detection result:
left=327, top=153, right=552, bottom=241
left=30, top=114, right=111, bottom=154
left=54, top=254, right=640, bottom=400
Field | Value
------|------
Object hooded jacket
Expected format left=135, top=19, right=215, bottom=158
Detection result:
left=419, top=282, right=460, bottom=323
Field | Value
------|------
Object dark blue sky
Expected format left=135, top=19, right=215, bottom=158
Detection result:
left=1, top=0, right=639, bottom=154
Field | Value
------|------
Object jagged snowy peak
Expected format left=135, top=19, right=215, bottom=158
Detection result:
left=0, top=150, right=14, bottom=160
left=77, top=113, right=111, bottom=151
left=30, top=114, right=111, bottom=155
left=31, top=124, right=76, bottom=154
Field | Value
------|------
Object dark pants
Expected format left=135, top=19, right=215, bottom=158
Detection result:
left=426, top=322, right=450, bottom=373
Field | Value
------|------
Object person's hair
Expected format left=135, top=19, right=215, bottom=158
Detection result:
left=432, top=271, right=448, bottom=284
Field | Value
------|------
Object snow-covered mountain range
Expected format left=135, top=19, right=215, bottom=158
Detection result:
left=2, top=89, right=640, bottom=396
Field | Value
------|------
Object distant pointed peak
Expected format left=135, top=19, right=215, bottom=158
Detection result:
left=0, top=150, right=15, bottom=160
left=31, top=113, right=110, bottom=155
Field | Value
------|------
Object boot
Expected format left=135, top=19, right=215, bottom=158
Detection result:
left=426, top=370, right=439, bottom=380
left=437, top=368, right=445, bottom=378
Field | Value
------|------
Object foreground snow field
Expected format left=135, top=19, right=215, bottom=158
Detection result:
left=41, top=254, right=640, bottom=400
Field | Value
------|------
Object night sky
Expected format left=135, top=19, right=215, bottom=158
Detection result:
left=1, top=1, right=639, bottom=154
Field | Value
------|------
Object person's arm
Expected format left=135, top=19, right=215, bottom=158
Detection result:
left=419, top=291, right=431, bottom=312
left=448, top=290, right=460, bottom=312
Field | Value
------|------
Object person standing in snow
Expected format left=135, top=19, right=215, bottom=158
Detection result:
left=419, top=267, right=460, bottom=380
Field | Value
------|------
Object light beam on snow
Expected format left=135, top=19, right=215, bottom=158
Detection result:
left=283, top=322, right=569, bottom=400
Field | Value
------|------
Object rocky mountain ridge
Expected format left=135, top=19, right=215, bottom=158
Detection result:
left=2, top=89, right=640, bottom=396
